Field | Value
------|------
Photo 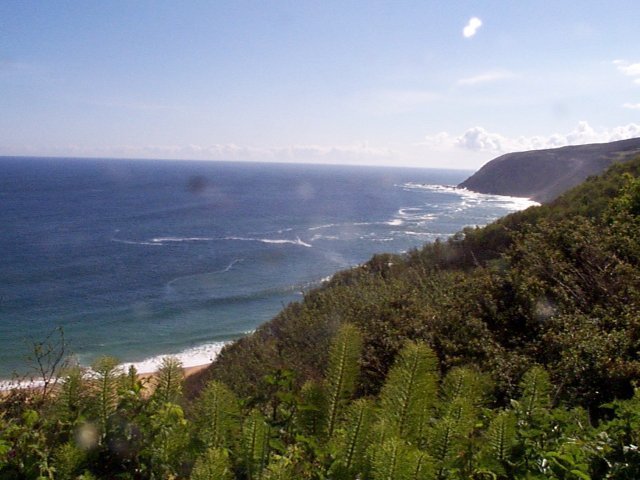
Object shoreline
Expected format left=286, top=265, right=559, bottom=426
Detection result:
left=137, top=362, right=211, bottom=383
left=0, top=362, right=213, bottom=394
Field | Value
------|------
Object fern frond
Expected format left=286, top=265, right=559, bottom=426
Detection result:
left=52, top=441, right=86, bottom=479
left=242, top=409, right=270, bottom=480
left=146, top=402, right=190, bottom=477
left=330, top=398, right=375, bottom=478
left=410, top=450, right=435, bottom=480
left=325, top=323, right=362, bottom=438
left=195, top=380, right=240, bottom=449
left=372, top=437, right=434, bottom=480
left=152, top=356, right=183, bottom=405
left=485, top=410, right=516, bottom=463
left=56, top=365, right=87, bottom=425
left=261, top=445, right=307, bottom=480
left=371, top=437, right=404, bottom=480
left=296, top=380, right=328, bottom=438
left=190, top=447, right=234, bottom=480
left=90, top=356, right=121, bottom=440
left=261, top=456, right=294, bottom=480
left=379, top=341, right=439, bottom=441
left=119, top=364, right=142, bottom=395
left=428, top=404, right=474, bottom=480
left=365, top=419, right=392, bottom=478
left=443, top=397, right=475, bottom=434
left=429, top=417, right=456, bottom=469
left=440, top=366, right=489, bottom=413
left=518, top=366, right=551, bottom=419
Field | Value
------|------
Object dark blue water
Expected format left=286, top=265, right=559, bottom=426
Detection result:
left=0, top=157, right=536, bottom=376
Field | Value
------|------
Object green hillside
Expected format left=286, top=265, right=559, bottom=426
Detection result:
left=188, top=156, right=640, bottom=411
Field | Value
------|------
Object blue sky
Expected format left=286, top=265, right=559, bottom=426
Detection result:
left=1, top=1, right=639, bottom=169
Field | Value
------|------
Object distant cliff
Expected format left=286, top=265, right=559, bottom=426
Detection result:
left=459, top=137, right=640, bottom=202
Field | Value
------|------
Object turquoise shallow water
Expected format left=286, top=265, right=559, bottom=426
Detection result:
left=0, top=157, right=537, bottom=377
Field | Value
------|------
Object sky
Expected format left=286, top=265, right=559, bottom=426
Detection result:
left=1, top=1, right=639, bottom=170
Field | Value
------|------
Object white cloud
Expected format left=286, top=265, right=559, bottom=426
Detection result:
left=623, top=102, right=640, bottom=110
left=455, top=127, right=509, bottom=151
left=424, top=121, right=640, bottom=154
left=614, top=59, right=640, bottom=84
left=457, top=70, right=517, bottom=86
left=614, top=60, right=640, bottom=77
left=463, top=17, right=482, bottom=38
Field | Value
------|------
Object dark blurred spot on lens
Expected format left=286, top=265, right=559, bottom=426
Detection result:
left=187, top=176, right=208, bottom=193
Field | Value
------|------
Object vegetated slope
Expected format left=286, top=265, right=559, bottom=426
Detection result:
left=186, top=157, right=640, bottom=413
left=458, top=137, right=640, bottom=202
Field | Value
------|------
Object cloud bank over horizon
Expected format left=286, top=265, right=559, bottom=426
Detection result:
left=0, top=142, right=397, bottom=167
left=5, top=120, right=639, bottom=171
left=425, top=121, right=640, bottom=155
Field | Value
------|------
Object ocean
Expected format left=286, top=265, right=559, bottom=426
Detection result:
left=0, top=157, right=537, bottom=378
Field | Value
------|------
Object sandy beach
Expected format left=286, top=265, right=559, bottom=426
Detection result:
left=137, top=363, right=210, bottom=383
left=1, top=362, right=213, bottom=396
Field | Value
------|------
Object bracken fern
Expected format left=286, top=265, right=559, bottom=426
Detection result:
left=325, top=324, right=362, bottom=438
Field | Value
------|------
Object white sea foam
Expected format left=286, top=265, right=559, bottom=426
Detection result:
left=385, top=218, right=404, bottom=226
left=225, top=236, right=312, bottom=248
left=401, top=231, right=436, bottom=237
left=265, top=237, right=313, bottom=248
left=310, top=234, right=340, bottom=242
left=0, top=377, right=46, bottom=391
left=120, top=341, right=229, bottom=374
left=0, top=341, right=231, bottom=390
left=111, top=237, right=163, bottom=246
left=115, top=234, right=313, bottom=248
left=399, top=182, right=539, bottom=211
left=352, top=222, right=376, bottom=226
left=308, top=223, right=340, bottom=231
left=151, top=237, right=214, bottom=243
left=219, top=258, right=244, bottom=273
left=398, top=207, right=422, bottom=215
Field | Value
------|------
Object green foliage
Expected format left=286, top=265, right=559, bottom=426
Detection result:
left=151, top=356, right=184, bottom=406
left=429, top=414, right=471, bottom=478
left=517, top=366, right=552, bottom=420
left=261, top=452, right=295, bottom=480
left=379, top=341, right=439, bottom=442
left=55, top=365, right=88, bottom=427
left=609, top=172, right=640, bottom=216
left=191, top=447, right=233, bottom=480
left=371, top=437, right=434, bottom=480
left=295, top=380, right=327, bottom=438
left=51, top=441, right=86, bottom=479
left=89, top=355, right=122, bottom=441
left=598, top=388, right=640, bottom=479
left=143, top=402, right=189, bottom=478
left=329, top=398, right=375, bottom=478
left=479, top=410, right=516, bottom=476
left=5, top=355, right=640, bottom=478
left=324, top=323, right=362, bottom=438
left=241, top=409, right=270, bottom=480
left=194, top=380, right=240, bottom=449
left=439, top=366, right=489, bottom=420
